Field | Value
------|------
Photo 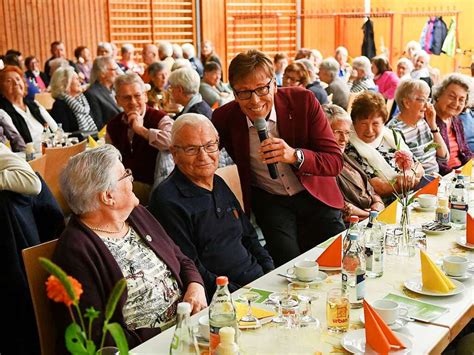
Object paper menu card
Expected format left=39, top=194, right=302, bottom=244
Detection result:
left=363, top=300, right=406, bottom=353
left=420, top=250, right=456, bottom=293
left=383, top=293, right=448, bottom=322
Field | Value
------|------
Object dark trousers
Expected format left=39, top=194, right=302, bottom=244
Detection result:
left=251, top=187, right=345, bottom=267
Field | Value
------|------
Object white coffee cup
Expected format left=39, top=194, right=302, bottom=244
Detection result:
left=198, top=315, right=209, bottom=340
left=443, top=255, right=469, bottom=277
left=417, top=194, right=438, bottom=208
left=287, top=260, right=319, bottom=281
left=372, top=300, right=409, bottom=325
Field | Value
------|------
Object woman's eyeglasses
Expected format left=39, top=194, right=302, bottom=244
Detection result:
left=118, top=168, right=134, bottom=182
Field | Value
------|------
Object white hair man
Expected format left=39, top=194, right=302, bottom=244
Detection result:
left=149, top=113, right=274, bottom=299
left=158, top=41, right=175, bottom=72
left=319, top=57, right=350, bottom=108
left=182, top=43, right=204, bottom=77
left=106, top=73, right=174, bottom=188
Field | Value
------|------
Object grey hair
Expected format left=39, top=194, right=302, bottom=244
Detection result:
left=432, top=73, right=473, bottom=104
left=114, top=72, right=145, bottom=93
left=413, top=50, right=430, bottom=65
left=396, top=57, right=414, bottom=72
left=97, top=42, right=113, bottom=55
left=50, top=66, right=76, bottom=99
left=405, top=41, right=421, bottom=54
left=60, top=144, right=122, bottom=215
left=171, top=113, right=218, bottom=145
left=323, top=104, right=352, bottom=125
left=319, top=57, right=340, bottom=80
left=147, top=61, right=168, bottom=77
left=352, top=56, right=372, bottom=78
left=395, top=79, right=430, bottom=111
left=335, top=46, right=348, bottom=57
left=181, top=43, right=196, bottom=58
left=171, top=58, right=192, bottom=72
left=172, top=44, right=183, bottom=58
left=168, top=67, right=200, bottom=95
left=48, top=58, right=70, bottom=76
left=90, top=55, right=114, bottom=84
left=296, top=58, right=316, bottom=82
left=158, top=41, right=173, bottom=57
left=121, top=43, right=134, bottom=53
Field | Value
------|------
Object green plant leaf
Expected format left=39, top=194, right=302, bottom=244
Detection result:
left=84, top=307, right=100, bottom=321
left=39, top=257, right=77, bottom=304
left=85, top=339, right=96, bottom=355
left=104, top=279, right=127, bottom=322
left=423, top=142, right=440, bottom=153
left=65, top=323, right=89, bottom=355
left=104, top=322, right=129, bottom=354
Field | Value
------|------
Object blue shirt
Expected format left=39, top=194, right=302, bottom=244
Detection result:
left=148, top=168, right=274, bottom=299
left=459, top=108, right=474, bottom=152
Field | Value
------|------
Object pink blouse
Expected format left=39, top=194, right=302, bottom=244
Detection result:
left=374, top=71, right=399, bottom=100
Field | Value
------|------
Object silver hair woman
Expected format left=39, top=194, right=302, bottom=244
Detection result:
left=50, top=67, right=98, bottom=132
left=388, top=79, right=449, bottom=175
left=323, top=104, right=384, bottom=221
left=349, top=56, right=377, bottom=93
left=53, top=143, right=206, bottom=350
left=432, top=73, right=473, bottom=175
left=396, top=57, right=414, bottom=79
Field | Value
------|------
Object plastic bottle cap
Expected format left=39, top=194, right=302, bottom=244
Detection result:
left=349, top=233, right=358, bottom=240
left=455, top=169, right=462, bottom=174
left=349, top=215, right=359, bottom=223
left=176, top=302, right=192, bottom=314
left=369, top=210, right=378, bottom=218
left=216, top=276, right=229, bottom=286
left=219, top=327, right=235, bottom=343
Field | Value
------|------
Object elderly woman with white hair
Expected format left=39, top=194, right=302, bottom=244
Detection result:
left=335, top=46, right=352, bottom=82
left=296, top=58, right=328, bottom=104
left=181, top=43, right=204, bottom=77
left=388, top=79, right=449, bottom=175
left=434, top=73, right=473, bottom=175
left=52, top=144, right=206, bottom=351
left=324, top=104, right=384, bottom=221
left=97, top=42, right=113, bottom=57
left=349, top=56, right=377, bottom=93
left=410, top=50, right=433, bottom=90
left=50, top=66, right=99, bottom=133
left=319, top=57, right=350, bottom=108
left=396, top=57, right=414, bottom=80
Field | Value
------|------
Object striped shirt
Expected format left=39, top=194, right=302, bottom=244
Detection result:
left=388, top=116, right=441, bottom=175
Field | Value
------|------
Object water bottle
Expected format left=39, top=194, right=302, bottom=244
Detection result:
left=450, top=175, right=468, bottom=228
left=363, top=211, right=384, bottom=278
left=169, top=302, right=199, bottom=355
left=209, top=276, right=238, bottom=354
left=342, top=233, right=366, bottom=309
left=54, top=123, right=65, bottom=146
left=343, top=215, right=360, bottom=252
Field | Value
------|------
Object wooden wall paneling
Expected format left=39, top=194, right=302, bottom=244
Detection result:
left=200, top=0, right=227, bottom=73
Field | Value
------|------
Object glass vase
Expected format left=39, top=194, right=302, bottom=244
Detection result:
left=398, top=204, right=415, bottom=257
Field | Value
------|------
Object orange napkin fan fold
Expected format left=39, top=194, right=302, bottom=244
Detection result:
left=467, top=213, right=474, bottom=245
left=316, top=235, right=342, bottom=267
left=363, top=300, right=406, bottom=354
left=414, top=176, right=439, bottom=197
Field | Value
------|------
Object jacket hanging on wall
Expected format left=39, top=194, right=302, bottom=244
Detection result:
left=419, top=16, right=448, bottom=55
left=362, top=18, right=376, bottom=59
left=441, top=18, right=457, bottom=57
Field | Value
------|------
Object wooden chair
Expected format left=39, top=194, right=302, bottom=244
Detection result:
left=43, top=140, right=87, bottom=214
left=216, top=164, right=244, bottom=211
left=22, top=239, right=58, bottom=355
left=34, top=93, right=55, bottom=110
left=28, top=154, right=48, bottom=177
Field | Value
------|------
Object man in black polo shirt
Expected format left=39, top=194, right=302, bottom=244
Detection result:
left=148, top=113, right=274, bottom=299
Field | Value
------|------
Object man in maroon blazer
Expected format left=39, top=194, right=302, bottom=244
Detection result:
left=212, top=50, right=345, bottom=266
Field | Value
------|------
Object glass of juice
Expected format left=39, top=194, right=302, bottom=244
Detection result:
left=326, top=288, right=350, bottom=333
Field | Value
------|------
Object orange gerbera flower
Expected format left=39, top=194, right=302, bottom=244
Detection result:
left=46, top=275, right=83, bottom=307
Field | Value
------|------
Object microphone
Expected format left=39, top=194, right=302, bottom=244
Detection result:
left=254, top=118, right=278, bottom=179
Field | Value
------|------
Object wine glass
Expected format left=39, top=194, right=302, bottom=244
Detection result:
left=238, top=291, right=261, bottom=327
left=297, top=289, right=320, bottom=326
left=269, top=292, right=297, bottom=324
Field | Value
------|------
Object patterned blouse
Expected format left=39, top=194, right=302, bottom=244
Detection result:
left=101, top=227, right=182, bottom=331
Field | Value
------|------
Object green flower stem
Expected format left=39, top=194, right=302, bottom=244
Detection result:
left=99, top=320, right=108, bottom=351
left=74, top=303, right=87, bottom=340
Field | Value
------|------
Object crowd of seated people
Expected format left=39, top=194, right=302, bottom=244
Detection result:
left=1, top=38, right=473, bottom=354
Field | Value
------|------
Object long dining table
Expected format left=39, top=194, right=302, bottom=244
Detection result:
left=132, top=169, right=474, bottom=354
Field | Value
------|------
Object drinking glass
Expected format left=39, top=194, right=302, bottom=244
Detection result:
left=297, top=289, right=320, bottom=326
left=238, top=291, right=261, bottom=327
left=326, top=288, right=350, bottom=333
left=269, top=292, right=297, bottom=324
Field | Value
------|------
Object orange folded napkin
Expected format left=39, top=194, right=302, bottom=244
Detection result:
left=378, top=200, right=398, bottom=225
left=414, top=176, right=439, bottom=197
left=461, top=159, right=472, bottom=178
left=316, top=234, right=342, bottom=267
left=363, top=300, right=406, bottom=354
left=467, top=213, right=474, bottom=244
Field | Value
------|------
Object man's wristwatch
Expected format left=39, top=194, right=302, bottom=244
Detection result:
left=293, top=148, right=304, bottom=169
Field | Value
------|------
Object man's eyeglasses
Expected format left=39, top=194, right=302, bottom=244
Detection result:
left=117, top=94, right=144, bottom=103
left=333, top=130, right=353, bottom=137
left=118, top=168, right=134, bottom=182
left=173, top=140, right=219, bottom=156
left=233, top=79, right=273, bottom=100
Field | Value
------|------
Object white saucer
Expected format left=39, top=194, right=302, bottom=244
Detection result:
left=341, top=329, right=412, bottom=354
left=404, top=276, right=465, bottom=296
left=438, top=264, right=473, bottom=281
left=318, top=265, right=342, bottom=272
left=421, top=222, right=452, bottom=235
left=359, top=313, right=408, bottom=330
left=412, top=202, right=436, bottom=212
left=456, top=237, right=474, bottom=250
left=286, top=271, right=328, bottom=284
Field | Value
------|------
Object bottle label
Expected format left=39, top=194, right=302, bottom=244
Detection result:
left=436, top=211, right=450, bottom=224
left=356, top=271, right=366, bottom=300
left=451, top=204, right=468, bottom=224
